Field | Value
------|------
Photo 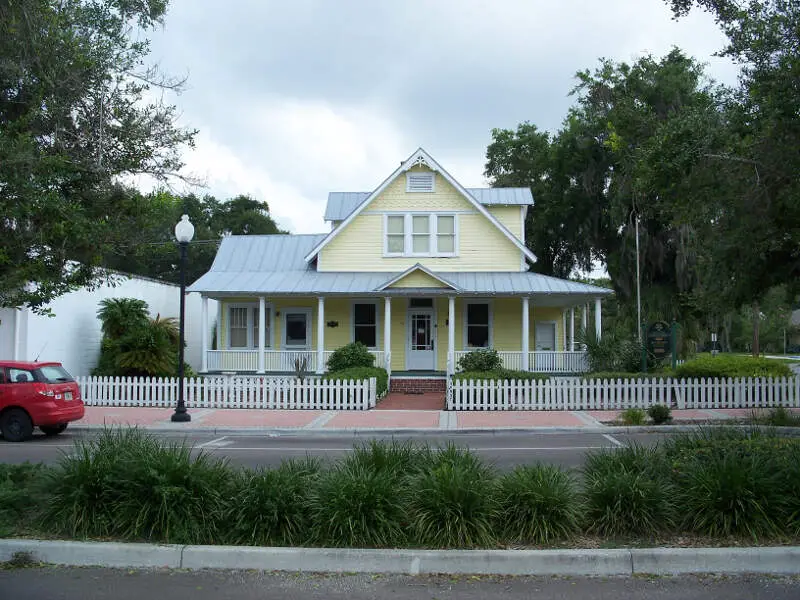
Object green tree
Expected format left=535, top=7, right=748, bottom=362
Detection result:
left=0, top=0, right=196, bottom=311
left=665, top=0, right=800, bottom=354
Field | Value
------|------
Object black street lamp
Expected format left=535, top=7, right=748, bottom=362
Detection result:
left=171, top=214, right=194, bottom=423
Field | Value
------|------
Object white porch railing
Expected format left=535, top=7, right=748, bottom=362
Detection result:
left=452, top=351, right=589, bottom=373
left=448, top=376, right=800, bottom=411
left=77, top=375, right=377, bottom=410
left=206, top=350, right=386, bottom=373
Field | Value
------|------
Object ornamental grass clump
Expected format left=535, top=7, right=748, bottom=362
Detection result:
left=344, top=439, right=423, bottom=479
left=45, top=428, right=233, bottom=543
left=583, top=445, right=674, bottom=537
left=225, top=458, right=320, bottom=546
left=668, top=429, right=793, bottom=539
left=407, top=443, right=498, bottom=548
left=308, top=463, right=407, bottom=548
left=494, top=464, right=581, bottom=544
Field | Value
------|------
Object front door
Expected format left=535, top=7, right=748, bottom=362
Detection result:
left=282, top=309, right=312, bottom=371
left=407, top=309, right=436, bottom=370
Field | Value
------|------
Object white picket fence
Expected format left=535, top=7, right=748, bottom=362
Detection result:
left=77, top=376, right=378, bottom=410
left=448, top=376, right=800, bottom=411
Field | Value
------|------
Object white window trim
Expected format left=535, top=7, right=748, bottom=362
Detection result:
left=405, top=171, right=435, bottom=193
left=350, top=300, right=381, bottom=350
left=462, top=299, right=493, bottom=350
left=383, top=212, right=459, bottom=258
left=282, top=307, right=313, bottom=349
left=226, top=302, right=273, bottom=349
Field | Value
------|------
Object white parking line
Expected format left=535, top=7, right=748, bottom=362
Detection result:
left=602, top=434, right=625, bottom=447
left=199, top=445, right=618, bottom=452
left=195, top=436, right=229, bottom=449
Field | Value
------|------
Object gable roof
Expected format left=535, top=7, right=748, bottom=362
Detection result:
left=304, top=148, right=538, bottom=264
left=376, top=264, right=460, bottom=291
left=324, top=187, right=533, bottom=221
left=205, top=234, right=326, bottom=272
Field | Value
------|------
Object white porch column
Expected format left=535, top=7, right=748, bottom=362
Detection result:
left=201, top=296, right=209, bottom=372
left=257, top=296, right=266, bottom=373
left=316, top=296, right=325, bottom=374
left=216, top=303, right=222, bottom=349
left=521, top=297, right=530, bottom=371
left=447, top=296, right=455, bottom=375
left=595, top=297, right=603, bottom=340
left=582, top=303, right=588, bottom=332
left=562, top=310, right=568, bottom=351
left=384, top=297, right=392, bottom=375
left=570, top=307, right=575, bottom=352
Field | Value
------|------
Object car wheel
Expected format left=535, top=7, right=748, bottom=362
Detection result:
left=1, top=409, right=34, bottom=442
left=40, top=424, right=68, bottom=436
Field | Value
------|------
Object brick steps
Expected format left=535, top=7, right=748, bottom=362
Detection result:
left=389, top=377, right=447, bottom=394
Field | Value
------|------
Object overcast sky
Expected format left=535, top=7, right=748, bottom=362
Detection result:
left=146, top=0, right=737, bottom=234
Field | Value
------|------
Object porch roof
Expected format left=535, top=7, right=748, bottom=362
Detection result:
left=187, top=233, right=612, bottom=301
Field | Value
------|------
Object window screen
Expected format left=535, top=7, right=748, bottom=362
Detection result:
left=466, top=303, right=490, bottom=348
left=353, top=303, right=377, bottom=347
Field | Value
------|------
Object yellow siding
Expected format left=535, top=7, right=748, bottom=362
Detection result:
left=389, top=298, right=407, bottom=371
left=487, top=205, right=524, bottom=241
left=218, top=297, right=570, bottom=365
left=318, top=167, right=523, bottom=272
left=388, top=270, right=452, bottom=289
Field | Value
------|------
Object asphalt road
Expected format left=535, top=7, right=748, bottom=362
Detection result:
left=2, top=569, right=799, bottom=600
left=0, top=429, right=669, bottom=470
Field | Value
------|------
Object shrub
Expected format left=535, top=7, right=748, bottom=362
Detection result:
left=760, top=407, right=800, bottom=427
left=322, top=367, right=388, bottom=397
left=584, top=372, right=666, bottom=380
left=457, top=348, right=502, bottom=372
left=620, top=408, right=646, bottom=425
left=45, top=428, right=233, bottom=543
left=225, top=458, right=319, bottom=546
left=583, top=446, right=674, bottom=536
left=452, top=370, right=550, bottom=382
left=407, top=444, right=497, bottom=548
left=580, top=329, right=653, bottom=373
left=647, top=404, right=672, bottom=425
left=309, top=463, right=406, bottom=547
left=326, top=342, right=375, bottom=372
left=673, top=354, right=792, bottom=378
left=494, top=465, right=581, bottom=544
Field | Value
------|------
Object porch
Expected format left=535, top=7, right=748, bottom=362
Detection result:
left=197, top=294, right=601, bottom=375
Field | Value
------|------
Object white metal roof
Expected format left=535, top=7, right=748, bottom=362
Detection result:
left=188, top=234, right=611, bottom=300
left=324, top=187, right=533, bottom=221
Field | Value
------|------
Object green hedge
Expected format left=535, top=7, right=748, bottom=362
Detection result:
left=583, top=372, right=668, bottom=380
left=4, top=429, right=800, bottom=547
left=322, top=367, right=388, bottom=397
left=674, top=354, right=793, bottom=378
left=453, top=370, right=550, bottom=382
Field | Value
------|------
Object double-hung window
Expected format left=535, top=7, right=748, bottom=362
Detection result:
left=384, top=213, right=457, bottom=257
left=352, top=302, right=378, bottom=348
left=464, top=302, right=491, bottom=348
left=228, top=304, right=271, bottom=348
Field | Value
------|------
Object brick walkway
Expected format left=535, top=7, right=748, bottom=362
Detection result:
left=73, top=406, right=795, bottom=431
left=375, top=393, right=445, bottom=411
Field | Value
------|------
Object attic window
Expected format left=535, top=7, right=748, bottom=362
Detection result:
left=406, top=172, right=435, bottom=193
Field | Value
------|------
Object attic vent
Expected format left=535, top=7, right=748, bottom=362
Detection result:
left=406, top=172, right=435, bottom=193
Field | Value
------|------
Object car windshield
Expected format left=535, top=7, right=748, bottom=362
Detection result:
left=34, top=365, right=74, bottom=383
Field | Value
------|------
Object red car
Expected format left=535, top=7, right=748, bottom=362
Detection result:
left=0, top=361, right=85, bottom=442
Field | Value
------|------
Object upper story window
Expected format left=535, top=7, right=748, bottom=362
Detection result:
left=406, top=172, right=435, bottom=192
left=384, top=213, right=458, bottom=257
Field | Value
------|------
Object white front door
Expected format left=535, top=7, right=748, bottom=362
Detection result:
left=535, top=322, right=556, bottom=351
left=282, top=309, right=312, bottom=370
left=407, top=309, right=436, bottom=370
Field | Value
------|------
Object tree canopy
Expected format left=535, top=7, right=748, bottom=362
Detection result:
left=0, top=0, right=196, bottom=310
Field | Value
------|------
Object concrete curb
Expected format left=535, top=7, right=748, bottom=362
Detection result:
left=67, top=424, right=800, bottom=437
left=2, top=539, right=800, bottom=576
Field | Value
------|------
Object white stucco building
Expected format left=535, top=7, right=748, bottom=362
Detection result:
left=0, top=274, right=216, bottom=376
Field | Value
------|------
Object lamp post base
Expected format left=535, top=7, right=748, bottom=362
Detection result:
left=170, top=410, right=191, bottom=423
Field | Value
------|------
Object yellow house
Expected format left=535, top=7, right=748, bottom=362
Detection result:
left=188, top=148, right=611, bottom=380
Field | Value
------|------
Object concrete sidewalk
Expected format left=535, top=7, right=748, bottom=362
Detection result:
left=74, top=406, right=785, bottom=432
